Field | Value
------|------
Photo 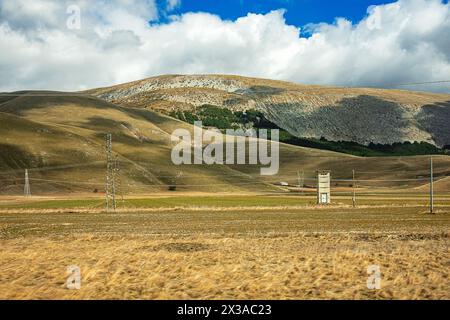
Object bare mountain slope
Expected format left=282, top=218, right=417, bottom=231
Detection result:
left=88, top=75, right=450, bottom=147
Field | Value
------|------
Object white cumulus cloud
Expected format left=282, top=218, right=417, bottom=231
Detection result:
left=0, top=0, right=449, bottom=92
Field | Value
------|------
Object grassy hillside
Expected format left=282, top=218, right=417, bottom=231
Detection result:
left=0, top=92, right=281, bottom=194
left=1, top=91, right=450, bottom=195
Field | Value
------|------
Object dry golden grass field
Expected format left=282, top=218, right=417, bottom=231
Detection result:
left=0, top=194, right=449, bottom=300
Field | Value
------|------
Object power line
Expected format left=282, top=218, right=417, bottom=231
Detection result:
left=0, top=174, right=448, bottom=188
left=0, top=161, right=105, bottom=174
left=0, top=92, right=93, bottom=97
left=395, top=80, right=450, bottom=86
left=28, top=178, right=103, bottom=185
left=1, top=80, right=448, bottom=99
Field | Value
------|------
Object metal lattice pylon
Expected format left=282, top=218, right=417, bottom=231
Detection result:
left=105, top=134, right=116, bottom=212
left=24, top=169, right=31, bottom=197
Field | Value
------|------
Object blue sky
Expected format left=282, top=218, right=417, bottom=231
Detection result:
left=161, top=0, right=396, bottom=26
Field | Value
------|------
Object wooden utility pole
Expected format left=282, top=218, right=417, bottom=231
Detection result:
left=352, top=169, right=356, bottom=208
left=297, top=170, right=304, bottom=195
left=430, top=156, right=434, bottom=214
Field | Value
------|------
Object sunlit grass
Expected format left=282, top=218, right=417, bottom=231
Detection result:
left=0, top=195, right=448, bottom=300
left=1, top=194, right=449, bottom=210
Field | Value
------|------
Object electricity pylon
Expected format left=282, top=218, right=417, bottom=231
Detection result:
left=105, top=134, right=116, bottom=212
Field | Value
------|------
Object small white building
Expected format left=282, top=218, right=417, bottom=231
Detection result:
left=317, top=171, right=331, bottom=205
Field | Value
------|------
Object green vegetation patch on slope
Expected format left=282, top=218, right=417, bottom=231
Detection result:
left=170, top=105, right=287, bottom=130
left=170, top=105, right=448, bottom=157
left=280, top=133, right=448, bottom=157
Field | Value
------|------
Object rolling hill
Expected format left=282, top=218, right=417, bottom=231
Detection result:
left=0, top=91, right=288, bottom=194
left=0, top=79, right=449, bottom=195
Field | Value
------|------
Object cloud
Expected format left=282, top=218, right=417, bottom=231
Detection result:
left=0, top=0, right=449, bottom=92
left=166, top=0, right=181, bottom=11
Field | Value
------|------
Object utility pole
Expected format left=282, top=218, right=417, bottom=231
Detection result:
left=105, top=134, right=116, bottom=212
left=24, top=169, right=31, bottom=197
left=430, top=156, right=434, bottom=214
left=352, top=169, right=356, bottom=208
left=297, top=170, right=304, bottom=195
left=114, top=154, right=123, bottom=203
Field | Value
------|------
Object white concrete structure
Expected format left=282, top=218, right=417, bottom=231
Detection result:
left=317, top=171, right=331, bottom=205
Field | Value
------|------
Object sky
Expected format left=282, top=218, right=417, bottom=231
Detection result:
left=164, top=0, right=392, bottom=27
left=0, top=0, right=449, bottom=92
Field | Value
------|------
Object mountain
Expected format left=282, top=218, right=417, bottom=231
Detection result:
left=88, top=74, right=450, bottom=149
left=0, top=90, right=372, bottom=195
left=1, top=82, right=450, bottom=195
